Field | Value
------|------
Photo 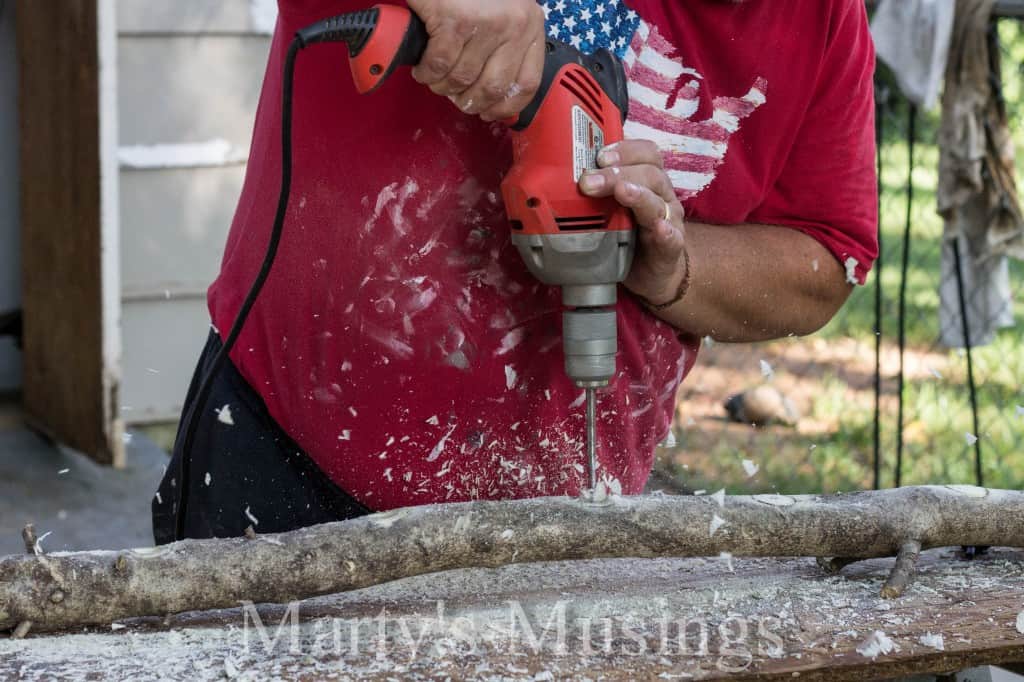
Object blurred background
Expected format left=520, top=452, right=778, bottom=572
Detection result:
left=0, top=1, right=1021, bottom=553
left=654, top=10, right=1024, bottom=498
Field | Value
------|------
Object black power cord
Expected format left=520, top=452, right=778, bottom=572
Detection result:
left=173, top=38, right=302, bottom=541
left=172, top=9, right=427, bottom=541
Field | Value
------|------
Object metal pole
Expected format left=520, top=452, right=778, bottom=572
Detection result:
left=895, top=103, right=916, bottom=489
left=950, top=238, right=984, bottom=486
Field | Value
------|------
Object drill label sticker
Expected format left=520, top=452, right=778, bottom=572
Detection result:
left=572, top=105, right=603, bottom=183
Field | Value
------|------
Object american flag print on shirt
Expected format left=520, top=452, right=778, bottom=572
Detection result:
left=540, top=0, right=768, bottom=201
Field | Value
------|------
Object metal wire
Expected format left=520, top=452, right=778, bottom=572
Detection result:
left=951, top=238, right=984, bottom=487
left=894, top=103, right=916, bottom=490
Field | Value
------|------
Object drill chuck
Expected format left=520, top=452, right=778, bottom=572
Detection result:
left=562, top=306, right=617, bottom=387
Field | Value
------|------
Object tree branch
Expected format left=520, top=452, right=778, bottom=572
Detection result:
left=881, top=539, right=922, bottom=598
left=817, top=556, right=860, bottom=574
left=2, top=485, right=1022, bottom=634
left=21, top=524, right=38, bottom=556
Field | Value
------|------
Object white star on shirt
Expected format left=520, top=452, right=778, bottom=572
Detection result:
left=549, top=22, right=561, bottom=37
left=586, top=28, right=596, bottom=43
left=563, top=15, right=577, bottom=30
left=570, top=34, right=583, bottom=49
left=601, top=21, right=611, bottom=34
left=580, top=8, right=592, bottom=22
left=626, top=9, right=638, bottom=21
left=541, top=4, right=552, bottom=20
left=554, top=0, right=566, bottom=11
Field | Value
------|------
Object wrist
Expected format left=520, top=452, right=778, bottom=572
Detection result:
left=632, top=244, right=692, bottom=311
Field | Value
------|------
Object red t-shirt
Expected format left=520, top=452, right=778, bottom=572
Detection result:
left=209, top=0, right=877, bottom=510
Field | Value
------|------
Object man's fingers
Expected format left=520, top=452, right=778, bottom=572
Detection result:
left=637, top=215, right=686, bottom=254
left=597, top=139, right=664, bottom=170
left=480, top=36, right=545, bottom=121
left=579, top=165, right=677, bottom=206
left=410, top=1, right=545, bottom=117
left=409, top=12, right=485, bottom=87
left=579, top=171, right=684, bottom=252
left=615, top=181, right=683, bottom=236
left=577, top=157, right=688, bottom=305
left=588, top=141, right=688, bottom=306
left=451, top=39, right=527, bottom=114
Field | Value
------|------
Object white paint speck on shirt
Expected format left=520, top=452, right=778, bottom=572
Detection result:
left=426, top=424, right=457, bottom=463
left=505, top=365, right=518, bottom=390
left=216, top=405, right=235, bottom=426
left=844, top=257, right=860, bottom=285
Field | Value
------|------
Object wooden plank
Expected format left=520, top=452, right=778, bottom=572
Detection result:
left=98, top=0, right=124, bottom=464
left=1, top=550, right=1022, bottom=677
left=16, top=0, right=123, bottom=466
left=0, top=3, right=20, bottom=393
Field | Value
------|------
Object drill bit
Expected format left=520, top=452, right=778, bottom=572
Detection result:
left=561, top=307, right=617, bottom=492
left=585, top=387, right=597, bottom=489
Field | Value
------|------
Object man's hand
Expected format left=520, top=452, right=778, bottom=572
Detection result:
left=580, top=139, right=853, bottom=341
left=407, top=0, right=546, bottom=121
left=578, top=140, right=688, bottom=306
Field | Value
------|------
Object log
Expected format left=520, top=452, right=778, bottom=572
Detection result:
left=2, top=485, right=1023, bottom=634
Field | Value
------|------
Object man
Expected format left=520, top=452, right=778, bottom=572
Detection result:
left=153, top=0, right=877, bottom=543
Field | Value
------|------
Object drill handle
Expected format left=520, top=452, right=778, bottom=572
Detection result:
left=297, top=4, right=428, bottom=94
left=296, top=5, right=629, bottom=130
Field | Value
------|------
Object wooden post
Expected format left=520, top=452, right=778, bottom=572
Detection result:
left=16, top=0, right=123, bottom=466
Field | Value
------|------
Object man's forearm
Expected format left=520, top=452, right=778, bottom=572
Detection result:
left=650, top=223, right=854, bottom=342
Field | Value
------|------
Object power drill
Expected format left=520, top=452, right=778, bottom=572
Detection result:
left=303, top=4, right=636, bottom=489
left=174, top=5, right=634, bottom=531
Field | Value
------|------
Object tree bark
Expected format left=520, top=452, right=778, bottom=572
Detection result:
left=2, top=485, right=1023, bottom=634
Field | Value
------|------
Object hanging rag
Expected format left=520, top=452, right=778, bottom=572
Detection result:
left=937, top=0, right=1024, bottom=348
left=871, top=0, right=956, bottom=109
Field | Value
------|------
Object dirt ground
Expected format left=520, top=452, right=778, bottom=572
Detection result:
left=653, top=337, right=956, bottom=492
left=678, top=337, right=950, bottom=441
